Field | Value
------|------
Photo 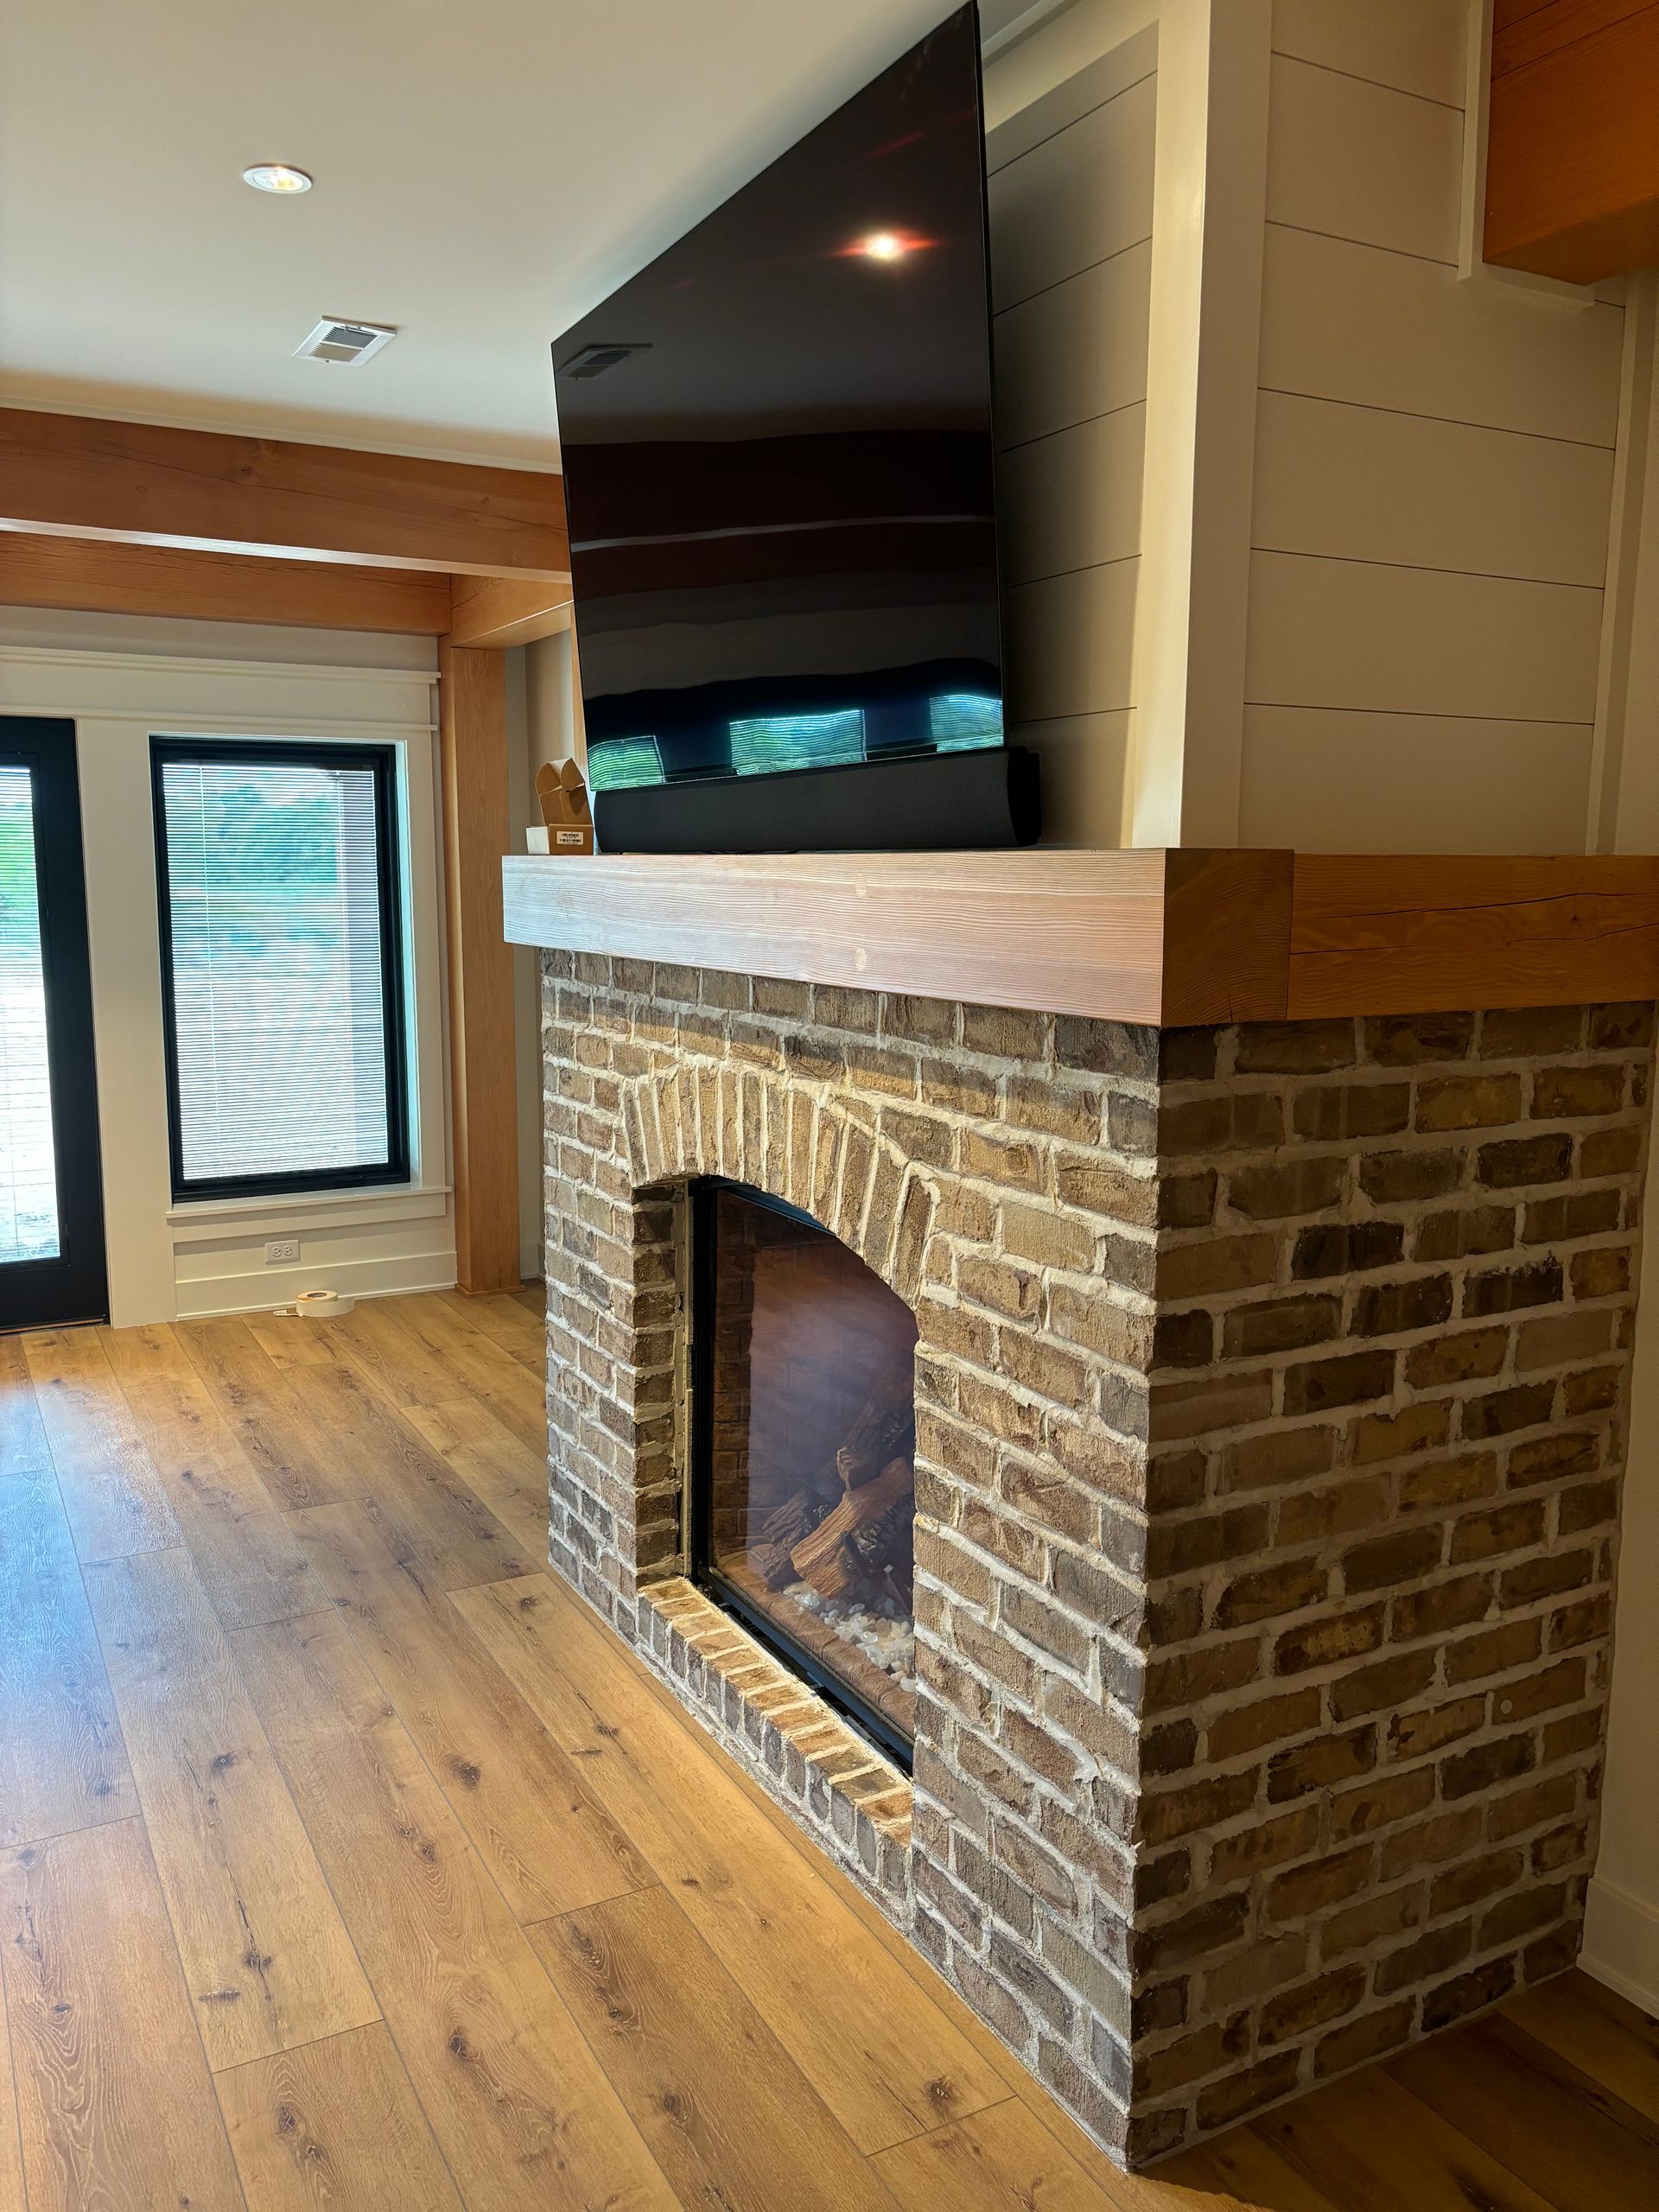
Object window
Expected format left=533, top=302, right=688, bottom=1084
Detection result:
left=150, top=739, right=409, bottom=1201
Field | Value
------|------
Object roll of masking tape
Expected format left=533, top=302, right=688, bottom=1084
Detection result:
left=294, top=1289, right=356, bottom=1319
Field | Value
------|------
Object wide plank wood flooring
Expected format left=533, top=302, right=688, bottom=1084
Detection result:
left=0, top=1287, right=1652, bottom=2210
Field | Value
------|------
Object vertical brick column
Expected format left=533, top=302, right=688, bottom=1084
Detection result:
left=1131, top=1006, right=1649, bottom=2155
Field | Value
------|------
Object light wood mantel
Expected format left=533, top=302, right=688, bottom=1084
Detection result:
left=502, top=849, right=1659, bottom=1027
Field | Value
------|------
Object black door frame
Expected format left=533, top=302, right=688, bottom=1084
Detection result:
left=0, top=717, right=109, bottom=1330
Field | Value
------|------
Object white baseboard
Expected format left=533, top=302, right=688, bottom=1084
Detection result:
left=1582, top=1875, right=1659, bottom=2015
left=175, top=1250, right=458, bottom=1321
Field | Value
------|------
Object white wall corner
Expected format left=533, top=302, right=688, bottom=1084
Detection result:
left=1582, top=1876, right=1659, bottom=2018
left=1123, top=0, right=1269, bottom=849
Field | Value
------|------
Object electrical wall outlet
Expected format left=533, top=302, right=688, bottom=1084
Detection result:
left=264, top=1238, right=301, bottom=1266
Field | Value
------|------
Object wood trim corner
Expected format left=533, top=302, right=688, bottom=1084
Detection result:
left=447, top=574, right=574, bottom=649
left=0, top=532, right=454, bottom=633
left=438, top=640, right=521, bottom=1294
left=1160, top=849, right=1292, bottom=1024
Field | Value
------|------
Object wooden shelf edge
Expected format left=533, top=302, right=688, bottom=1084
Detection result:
left=503, top=849, right=1659, bottom=1027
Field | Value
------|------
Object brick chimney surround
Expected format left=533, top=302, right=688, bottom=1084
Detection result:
left=506, top=846, right=1658, bottom=2168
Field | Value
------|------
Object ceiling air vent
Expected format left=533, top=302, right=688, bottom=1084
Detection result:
left=295, top=317, right=397, bottom=365
left=557, top=340, right=651, bottom=380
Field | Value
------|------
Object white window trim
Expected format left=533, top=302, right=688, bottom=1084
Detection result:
left=0, top=641, right=449, bottom=1326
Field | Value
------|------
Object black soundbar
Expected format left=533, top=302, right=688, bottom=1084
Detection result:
left=593, top=744, right=1040, bottom=855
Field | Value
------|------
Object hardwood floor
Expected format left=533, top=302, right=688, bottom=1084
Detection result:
left=0, top=1287, right=1652, bottom=2210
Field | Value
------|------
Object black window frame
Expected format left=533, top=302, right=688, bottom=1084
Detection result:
left=149, top=734, right=412, bottom=1205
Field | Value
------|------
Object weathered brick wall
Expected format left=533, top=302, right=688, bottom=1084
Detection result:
left=1131, top=1005, right=1649, bottom=2154
left=540, top=954, right=1161, bottom=2161
left=537, top=953, right=1649, bottom=2169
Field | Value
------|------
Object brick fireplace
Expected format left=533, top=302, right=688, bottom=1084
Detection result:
left=537, top=943, right=1649, bottom=2167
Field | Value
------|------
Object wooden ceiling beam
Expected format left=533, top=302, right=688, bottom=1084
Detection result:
left=0, top=407, right=569, bottom=579
left=0, top=532, right=454, bottom=633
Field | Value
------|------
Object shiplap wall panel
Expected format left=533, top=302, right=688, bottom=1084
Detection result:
left=1253, top=390, right=1618, bottom=588
left=985, top=20, right=1156, bottom=165
left=993, top=244, right=1152, bottom=449
left=1270, top=0, right=1468, bottom=108
left=998, top=403, right=1146, bottom=585
left=1265, top=54, right=1464, bottom=264
left=1009, top=709, right=1131, bottom=850
left=1005, top=560, right=1140, bottom=722
left=1240, top=707, right=1595, bottom=852
left=986, top=23, right=1154, bottom=841
left=1240, top=0, right=1627, bottom=855
left=988, top=73, right=1155, bottom=311
left=1258, top=225, right=1625, bottom=446
left=1248, top=550, right=1605, bottom=725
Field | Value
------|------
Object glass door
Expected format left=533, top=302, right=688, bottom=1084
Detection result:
left=0, top=719, right=107, bottom=1329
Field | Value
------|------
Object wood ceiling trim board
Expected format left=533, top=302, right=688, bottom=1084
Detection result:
left=0, top=533, right=454, bottom=633
left=0, top=408, right=569, bottom=577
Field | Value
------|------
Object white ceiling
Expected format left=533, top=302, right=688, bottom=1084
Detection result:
left=0, top=0, right=1027, bottom=470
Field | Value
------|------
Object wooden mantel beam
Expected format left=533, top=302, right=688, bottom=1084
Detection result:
left=0, top=407, right=569, bottom=579
left=503, top=849, right=1659, bottom=1026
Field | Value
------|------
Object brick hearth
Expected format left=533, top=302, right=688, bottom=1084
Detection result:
left=538, top=950, right=1649, bottom=2167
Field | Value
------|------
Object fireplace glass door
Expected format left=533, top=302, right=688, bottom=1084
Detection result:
left=690, top=1180, right=918, bottom=1763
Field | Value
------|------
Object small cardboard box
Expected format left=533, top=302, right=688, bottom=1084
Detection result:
left=534, top=759, right=594, bottom=856
left=527, top=823, right=595, bottom=855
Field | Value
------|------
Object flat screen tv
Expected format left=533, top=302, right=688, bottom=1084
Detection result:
left=552, top=2, right=1033, bottom=854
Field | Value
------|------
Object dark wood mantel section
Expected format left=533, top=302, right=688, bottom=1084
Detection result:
left=502, top=849, right=1659, bottom=1026
left=1484, top=0, right=1659, bottom=283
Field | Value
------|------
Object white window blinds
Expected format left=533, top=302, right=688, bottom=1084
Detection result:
left=154, top=744, right=406, bottom=1195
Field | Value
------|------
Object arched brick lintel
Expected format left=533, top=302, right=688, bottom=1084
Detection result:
left=617, top=1059, right=938, bottom=1312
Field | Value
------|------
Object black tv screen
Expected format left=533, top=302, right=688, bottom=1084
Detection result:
left=553, top=3, right=1025, bottom=852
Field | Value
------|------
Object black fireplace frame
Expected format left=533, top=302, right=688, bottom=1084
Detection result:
left=686, top=1176, right=916, bottom=1771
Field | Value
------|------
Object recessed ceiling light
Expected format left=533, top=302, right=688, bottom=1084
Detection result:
left=244, top=163, right=313, bottom=194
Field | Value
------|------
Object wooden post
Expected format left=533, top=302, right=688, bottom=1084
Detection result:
left=438, top=639, right=521, bottom=1294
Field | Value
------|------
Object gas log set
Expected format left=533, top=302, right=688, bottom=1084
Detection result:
left=696, top=1182, right=922, bottom=1751
left=747, top=1394, right=916, bottom=1607
left=716, top=1387, right=918, bottom=1745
